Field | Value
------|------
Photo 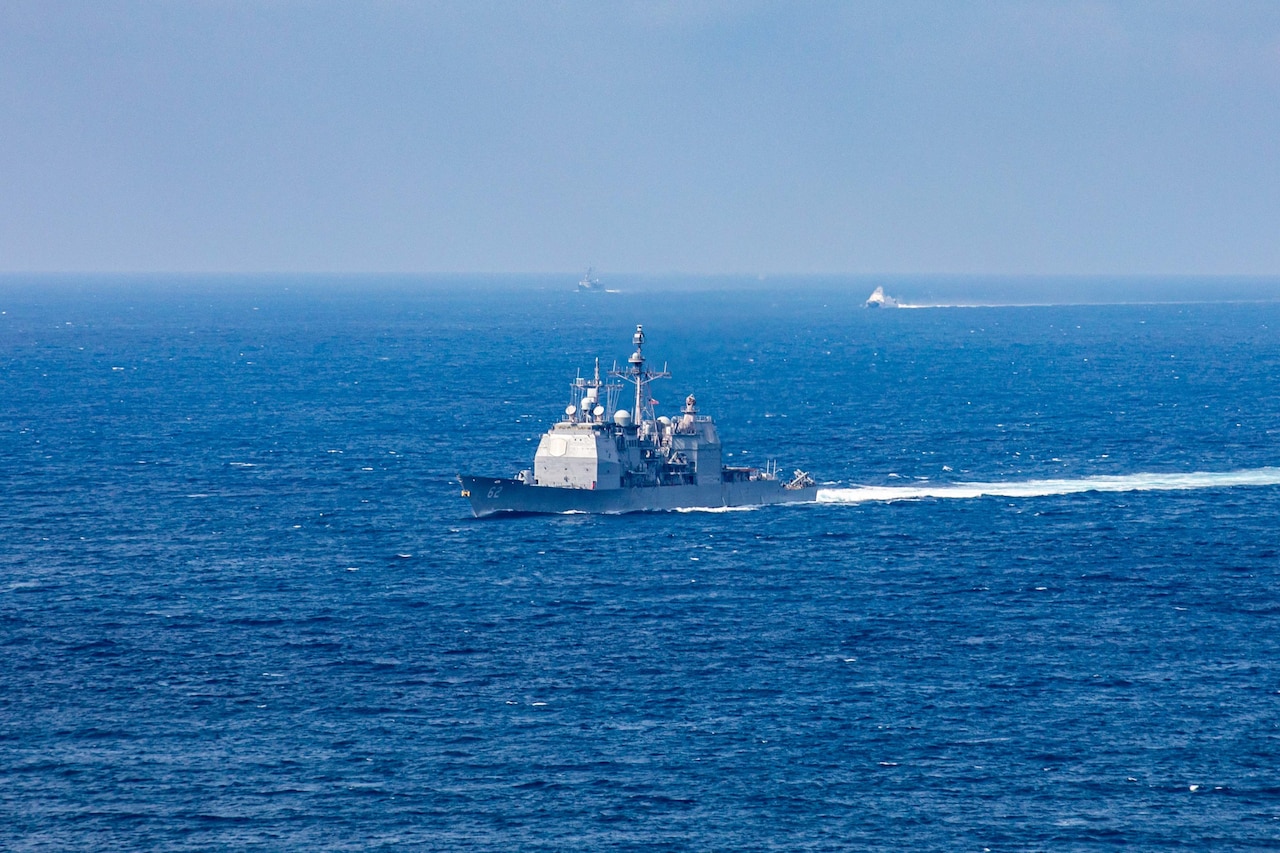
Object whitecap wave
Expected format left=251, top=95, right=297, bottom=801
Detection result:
left=816, top=467, right=1280, bottom=504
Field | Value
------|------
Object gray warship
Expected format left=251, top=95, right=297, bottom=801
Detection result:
left=459, top=324, right=817, bottom=517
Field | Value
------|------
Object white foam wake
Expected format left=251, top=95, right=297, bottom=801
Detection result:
left=816, top=467, right=1280, bottom=505
left=673, top=504, right=760, bottom=513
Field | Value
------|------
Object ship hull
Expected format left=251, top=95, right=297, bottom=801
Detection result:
left=460, top=476, right=817, bottom=518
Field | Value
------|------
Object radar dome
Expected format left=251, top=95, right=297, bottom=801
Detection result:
left=613, top=410, right=632, bottom=427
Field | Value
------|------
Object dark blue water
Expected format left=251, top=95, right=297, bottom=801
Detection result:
left=3, top=277, right=1279, bottom=850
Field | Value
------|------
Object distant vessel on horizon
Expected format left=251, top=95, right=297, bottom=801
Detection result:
left=865, top=286, right=899, bottom=308
left=577, top=268, right=603, bottom=292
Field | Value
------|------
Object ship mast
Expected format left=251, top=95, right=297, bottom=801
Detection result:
left=610, top=324, right=669, bottom=427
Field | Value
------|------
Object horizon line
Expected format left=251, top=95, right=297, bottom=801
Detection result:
left=2, top=270, right=1280, bottom=280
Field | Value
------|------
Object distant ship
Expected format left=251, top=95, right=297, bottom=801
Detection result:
left=865, top=286, right=899, bottom=308
left=577, top=268, right=603, bottom=291
left=459, top=325, right=817, bottom=517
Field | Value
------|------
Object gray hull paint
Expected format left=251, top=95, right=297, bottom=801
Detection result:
left=460, top=476, right=817, bottom=517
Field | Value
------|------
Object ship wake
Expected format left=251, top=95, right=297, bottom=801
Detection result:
left=816, top=467, right=1280, bottom=504
left=673, top=504, right=761, bottom=513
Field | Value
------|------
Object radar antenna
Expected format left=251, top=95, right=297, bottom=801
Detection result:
left=570, top=356, right=620, bottom=423
left=609, top=323, right=669, bottom=428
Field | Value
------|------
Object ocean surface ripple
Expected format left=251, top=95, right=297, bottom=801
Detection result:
left=2, top=279, right=1279, bottom=850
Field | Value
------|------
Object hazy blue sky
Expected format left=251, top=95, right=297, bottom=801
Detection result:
left=2, top=1, right=1278, bottom=275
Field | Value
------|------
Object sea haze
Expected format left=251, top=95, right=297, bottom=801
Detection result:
left=2, top=276, right=1279, bottom=850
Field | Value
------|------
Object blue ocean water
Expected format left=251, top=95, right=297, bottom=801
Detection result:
left=3, top=276, right=1280, bottom=850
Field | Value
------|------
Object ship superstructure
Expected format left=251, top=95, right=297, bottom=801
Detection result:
left=865, top=286, right=899, bottom=308
left=459, top=325, right=816, bottom=516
